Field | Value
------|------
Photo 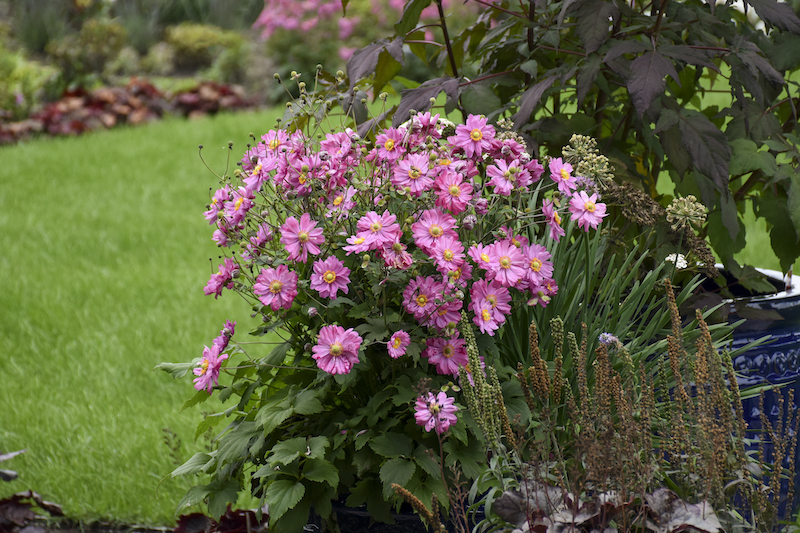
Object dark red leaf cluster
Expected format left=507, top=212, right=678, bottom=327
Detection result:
left=0, top=491, right=63, bottom=533
left=0, top=79, right=255, bottom=146
left=174, top=507, right=266, bottom=533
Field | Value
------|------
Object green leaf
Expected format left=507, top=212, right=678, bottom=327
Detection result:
left=576, top=54, right=602, bottom=105
left=788, top=173, right=800, bottom=239
left=270, top=437, right=309, bottom=465
left=177, top=484, right=211, bottom=510
left=677, top=109, right=731, bottom=191
left=627, top=52, right=680, bottom=118
left=380, top=457, right=416, bottom=498
left=394, top=0, right=432, bottom=36
left=292, top=390, right=323, bottom=416
left=275, top=495, right=311, bottom=533
left=172, top=452, right=212, bottom=477
left=412, top=445, right=441, bottom=477
left=461, top=83, right=502, bottom=117
left=767, top=33, right=800, bottom=70
left=372, top=49, right=403, bottom=100
left=306, top=436, right=329, bottom=459
left=347, top=478, right=394, bottom=524
left=256, top=405, right=293, bottom=434
left=266, top=480, right=306, bottom=522
left=707, top=208, right=746, bottom=263
left=180, top=389, right=211, bottom=412
left=346, top=38, right=403, bottom=92
left=262, top=342, right=291, bottom=366
left=303, top=458, right=339, bottom=487
left=369, top=432, right=413, bottom=457
left=208, top=479, right=239, bottom=519
left=154, top=361, right=193, bottom=379
left=729, top=139, right=778, bottom=177
left=216, top=421, right=259, bottom=465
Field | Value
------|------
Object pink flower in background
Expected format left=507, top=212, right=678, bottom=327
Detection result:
left=280, top=213, right=325, bottom=262
left=253, top=264, right=298, bottom=311
left=212, top=320, right=236, bottom=351
left=470, top=279, right=511, bottom=323
left=193, top=344, right=228, bottom=394
left=434, top=170, right=472, bottom=214
left=204, top=187, right=230, bottom=224
left=414, top=391, right=458, bottom=434
left=424, top=336, right=468, bottom=375
left=310, top=256, right=351, bottom=299
left=412, top=209, right=458, bottom=252
left=338, top=16, right=360, bottom=39
left=338, top=46, right=357, bottom=61
left=428, top=296, right=463, bottom=331
left=393, top=152, right=434, bottom=196
left=380, top=239, right=414, bottom=269
left=432, top=235, right=465, bottom=273
left=473, top=301, right=500, bottom=335
left=387, top=330, right=411, bottom=358
left=375, top=128, right=406, bottom=161
left=449, top=114, right=495, bottom=159
left=403, top=276, right=443, bottom=322
left=204, top=258, right=239, bottom=298
left=521, top=243, right=554, bottom=288
left=569, top=191, right=607, bottom=231
left=487, top=241, right=526, bottom=287
left=312, top=325, right=362, bottom=375
left=549, top=157, right=578, bottom=195
left=486, top=159, right=521, bottom=196
left=326, top=186, right=358, bottom=219
left=542, top=199, right=566, bottom=241
left=343, top=235, right=370, bottom=255
left=356, top=210, right=402, bottom=249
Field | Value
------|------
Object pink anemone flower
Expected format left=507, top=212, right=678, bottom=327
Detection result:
left=310, top=256, right=351, bottom=299
left=414, top=391, right=458, bottom=434
left=312, top=325, right=363, bottom=375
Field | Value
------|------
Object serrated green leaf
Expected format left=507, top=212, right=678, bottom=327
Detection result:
left=180, top=389, right=211, bottom=412
left=292, top=390, right=323, bottom=416
left=177, top=484, right=211, bottom=510
left=394, top=0, right=432, bottom=36
left=380, top=457, right=416, bottom=498
left=412, top=445, right=441, bottom=477
left=208, top=479, right=240, bottom=519
left=266, top=480, right=306, bottom=522
left=729, top=140, right=777, bottom=177
left=172, top=452, right=212, bottom=477
left=369, top=432, right=413, bottom=457
left=154, top=361, right=193, bottom=379
left=262, top=341, right=291, bottom=366
left=346, top=478, right=394, bottom=523
left=270, top=437, right=308, bottom=466
left=306, top=436, right=329, bottom=459
left=303, top=458, right=339, bottom=487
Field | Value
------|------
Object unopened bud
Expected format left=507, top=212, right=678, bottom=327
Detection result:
left=304, top=343, right=312, bottom=352
left=307, top=307, right=318, bottom=318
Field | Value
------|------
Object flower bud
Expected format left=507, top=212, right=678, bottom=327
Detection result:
left=307, top=307, right=318, bottom=318
left=474, top=198, right=489, bottom=215
left=304, top=343, right=313, bottom=352
left=361, top=255, right=370, bottom=268
left=462, top=215, right=477, bottom=230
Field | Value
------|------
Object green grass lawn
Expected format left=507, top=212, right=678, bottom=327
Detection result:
left=0, top=108, right=281, bottom=525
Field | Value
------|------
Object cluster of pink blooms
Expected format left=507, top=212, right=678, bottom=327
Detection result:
left=252, top=0, right=486, bottom=60
left=414, top=391, right=459, bottom=434
left=198, top=111, right=607, bottom=426
left=193, top=320, right=236, bottom=394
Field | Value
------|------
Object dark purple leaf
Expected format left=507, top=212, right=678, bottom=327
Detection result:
left=175, top=513, right=216, bottom=533
left=557, top=0, right=586, bottom=25
left=492, top=491, right=528, bottom=527
left=577, top=0, right=618, bottom=53
left=737, top=48, right=785, bottom=85
left=644, top=488, right=723, bottom=533
left=357, top=106, right=396, bottom=138
left=577, top=55, right=602, bottom=105
left=659, top=44, right=719, bottom=72
left=744, top=0, right=800, bottom=33
left=392, top=76, right=460, bottom=127
left=627, top=52, right=679, bottom=118
left=603, top=40, right=648, bottom=63
left=676, top=109, right=731, bottom=191
left=512, top=76, right=556, bottom=126
left=371, top=49, right=403, bottom=98
left=346, top=38, right=404, bottom=92
left=660, top=125, right=691, bottom=176
left=767, top=33, right=800, bottom=70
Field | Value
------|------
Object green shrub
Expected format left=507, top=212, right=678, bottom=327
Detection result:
left=46, top=18, right=128, bottom=87
left=0, top=43, right=58, bottom=120
left=141, top=42, right=177, bottom=76
left=165, top=23, right=244, bottom=71
left=10, top=0, right=74, bottom=53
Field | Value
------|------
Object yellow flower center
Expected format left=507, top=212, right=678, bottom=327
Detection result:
left=270, top=280, right=283, bottom=293
left=443, top=249, right=454, bottom=261
left=298, top=231, right=309, bottom=243
left=392, top=242, right=403, bottom=252
left=470, top=129, right=482, bottom=141
left=448, top=185, right=461, bottom=196
left=449, top=268, right=461, bottom=281
left=482, top=309, right=491, bottom=321
left=234, top=197, right=244, bottom=210
left=487, top=295, right=497, bottom=307
left=439, top=159, right=451, bottom=166
left=329, top=342, right=343, bottom=356
left=429, top=225, right=443, bottom=237
left=560, top=169, right=570, bottom=181
left=499, top=256, right=511, bottom=269
left=211, top=197, right=218, bottom=205
left=333, top=195, right=343, bottom=206
left=416, top=294, right=428, bottom=306
left=384, top=139, right=395, bottom=151
left=298, top=173, right=307, bottom=185
left=408, top=166, right=421, bottom=180
left=371, top=222, right=382, bottom=233
left=554, top=212, right=562, bottom=224
left=254, top=164, right=263, bottom=174
left=530, top=258, right=542, bottom=272
left=584, top=201, right=596, bottom=212
left=323, top=270, right=336, bottom=283
left=480, top=253, right=490, bottom=263
left=199, top=359, right=209, bottom=375
left=353, top=237, right=365, bottom=244
left=268, top=139, right=280, bottom=150
left=430, top=402, right=441, bottom=414
left=511, top=238, right=520, bottom=248
left=443, top=345, right=454, bottom=357
left=393, top=337, right=402, bottom=348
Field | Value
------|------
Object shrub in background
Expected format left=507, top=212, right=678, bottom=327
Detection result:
left=165, top=23, right=245, bottom=72
left=0, top=43, right=58, bottom=121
